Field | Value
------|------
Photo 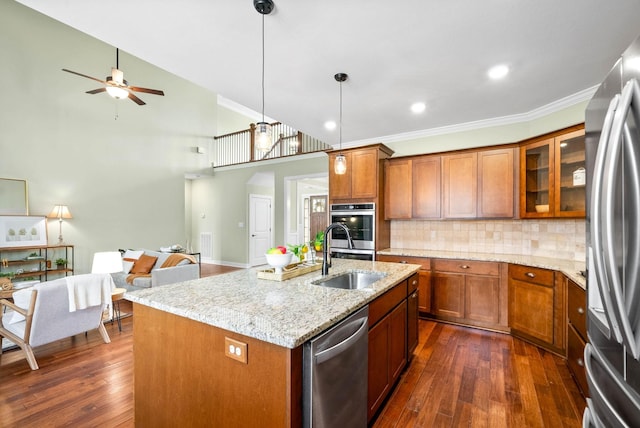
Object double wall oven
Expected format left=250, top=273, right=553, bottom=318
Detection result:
left=329, top=203, right=376, bottom=260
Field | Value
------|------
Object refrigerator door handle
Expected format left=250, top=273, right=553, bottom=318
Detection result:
left=603, top=78, right=640, bottom=359
left=591, top=93, right=623, bottom=341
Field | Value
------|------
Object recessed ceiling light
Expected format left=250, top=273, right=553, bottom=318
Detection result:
left=488, top=64, right=509, bottom=80
left=410, top=102, right=426, bottom=114
left=324, top=120, right=337, bottom=131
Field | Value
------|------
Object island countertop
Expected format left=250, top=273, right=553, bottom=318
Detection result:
left=124, top=259, right=420, bottom=349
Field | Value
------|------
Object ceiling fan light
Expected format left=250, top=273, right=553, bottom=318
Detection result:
left=106, top=86, right=129, bottom=99
left=334, top=154, right=347, bottom=175
left=255, top=122, right=272, bottom=151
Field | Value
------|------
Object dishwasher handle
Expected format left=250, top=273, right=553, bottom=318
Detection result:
left=315, top=316, right=368, bottom=365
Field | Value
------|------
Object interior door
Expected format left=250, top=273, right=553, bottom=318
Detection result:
left=249, top=194, right=272, bottom=266
left=309, top=195, right=327, bottom=244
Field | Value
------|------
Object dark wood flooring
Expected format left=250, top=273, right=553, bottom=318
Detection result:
left=0, top=265, right=585, bottom=427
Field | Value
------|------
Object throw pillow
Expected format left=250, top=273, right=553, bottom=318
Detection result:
left=130, top=254, right=158, bottom=274
left=122, top=250, right=144, bottom=273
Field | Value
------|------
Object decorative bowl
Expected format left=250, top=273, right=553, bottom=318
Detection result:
left=535, top=204, right=549, bottom=213
left=265, top=252, right=293, bottom=274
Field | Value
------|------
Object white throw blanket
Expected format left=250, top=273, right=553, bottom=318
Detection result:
left=66, top=274, right=114, bottom=312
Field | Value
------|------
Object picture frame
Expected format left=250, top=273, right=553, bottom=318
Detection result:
left=0, top=178, right=29, bottom=215
left=0, top=215, right=47, bottom=248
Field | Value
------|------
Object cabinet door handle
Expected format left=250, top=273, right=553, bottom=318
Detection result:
left=577, top=357, right=584, bottom=367
left=460, top=265, right=470, bottom=269
left=400, top=261, right=407, bottom=264
left=412, top=280, right=418, bottom=286
left=577, top=307, right=585, bottom=315
left=526, top=272, right=536, bottom=278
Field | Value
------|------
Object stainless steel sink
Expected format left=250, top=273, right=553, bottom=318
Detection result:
left=311, top=271, right=386, bottom=290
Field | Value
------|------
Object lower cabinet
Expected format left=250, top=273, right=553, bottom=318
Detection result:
left=376, top=255, right=431, bottom=314
left=567, top=277, right=588, bottom=396
left=368, top=279, right=409, bottom=422
left=431, top=259, right=508, bottom=331
left=508, top=264, right=566, bottom=355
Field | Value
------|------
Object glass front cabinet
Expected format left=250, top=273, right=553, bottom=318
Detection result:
left=520, top=127, right=585, bottom=218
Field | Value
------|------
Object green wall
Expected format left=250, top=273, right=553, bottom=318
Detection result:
left=1, top=1, right=217, bottom=272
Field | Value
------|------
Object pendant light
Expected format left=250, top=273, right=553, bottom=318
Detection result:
left=254, top=0, right=274, bottom=151
left=334, top=73, right=348, bottom=175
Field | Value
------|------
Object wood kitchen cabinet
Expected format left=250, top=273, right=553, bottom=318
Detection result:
left=384, top=155, right=441, bottom=219
left=478, top=148, right=515, bottom=218
left=508, top=264, right=566, bottom=355
left=368, top=279, right=408, bottom=422
left=329, top=144, right=394, bottom=202
left=442, top=152, right=478, bottom=218
left=431, top=259, right=508, bottom=331
left=520, top=125, right=585, bottom=218
left=376, top=255, right=431, bottom=314
left=567, top=277, right=589, bottom=396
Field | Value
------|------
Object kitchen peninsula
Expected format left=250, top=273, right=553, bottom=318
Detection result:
left=125, top=259, right=420, bottom=427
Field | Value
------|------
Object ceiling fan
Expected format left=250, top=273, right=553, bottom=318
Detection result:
left=62, top=48, right=164, bottom=105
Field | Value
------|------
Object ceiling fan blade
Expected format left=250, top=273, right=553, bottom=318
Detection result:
left=128, top=92, right=146, bottom=105
left=128, top=86, right=165, bottom=96
left=62, top=68, right=107, bottom=85
left=86, top=88, right=107, bottom=94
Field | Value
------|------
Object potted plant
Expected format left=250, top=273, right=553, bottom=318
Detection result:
left=18, top=228, right=27, bottom=241
left=55, top=258, right=67, bottom=270
left=312, top=231, right=324, bottom=252
left=7, top=228, right=15, bottom=241
left=30, top=227, right=38, bottom=240
left=0, top=272, right=15, bottom=290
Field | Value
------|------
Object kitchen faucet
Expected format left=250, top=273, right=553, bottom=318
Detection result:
left=322, top=223, right=354, bottom=276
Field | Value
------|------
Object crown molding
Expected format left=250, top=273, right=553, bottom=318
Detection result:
left=341, top=85, right=598, bottom=149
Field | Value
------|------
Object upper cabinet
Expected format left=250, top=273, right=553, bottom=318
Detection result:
left=385, top=147, right=515, bottom=220
left=329, top=144, right=394, bottom=203
left=384, top=155, right=441, bottom=219
left=520, top=126, right=585, bottom=218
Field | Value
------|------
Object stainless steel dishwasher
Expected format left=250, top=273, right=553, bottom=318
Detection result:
left=303, top=305, right=368, bottom=428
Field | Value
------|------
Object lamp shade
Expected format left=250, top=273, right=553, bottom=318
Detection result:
left=47, top=205, right=72, bottom=219
left=334, top=154, right=347, bottom=175
left=106, top=86, right=129, bottom=100
left=91, top=251, right=123, bottom=274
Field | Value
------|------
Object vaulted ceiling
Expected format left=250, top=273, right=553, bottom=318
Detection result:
left=16, top=0, right=640, bottom=147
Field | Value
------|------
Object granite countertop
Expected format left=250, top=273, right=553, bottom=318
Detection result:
left=378, top=248, right=586, bottom=289
left=124, top=259, right=420, bottom=349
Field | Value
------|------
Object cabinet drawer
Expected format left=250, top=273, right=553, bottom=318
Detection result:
left=567, top=324, right=588, bottom=397
left=369, top=281, right=407, bottom=327
left=377, top=255, right=430, bottom=270
left=568, top=279, right=587, bottom=341
left=432, top=259, right=500, bottom=276
left=509, top=264, right=554, bottom=286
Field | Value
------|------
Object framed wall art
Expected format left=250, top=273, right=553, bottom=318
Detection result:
left=0, top=178, right=29, bottom=215
left=0, top=215, right=47, bottom=248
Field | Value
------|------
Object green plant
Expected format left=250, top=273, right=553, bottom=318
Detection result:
left=55, top=258, right=67, bottom=266
left=30, top=227, right=37, bottom=235
left=18, top=228, right=26, bottom=236
left=8, top=228, right=15, bottom=236
left=0, top=272, right=14, bottom=279
left=311, top=231, right=324, bottom=251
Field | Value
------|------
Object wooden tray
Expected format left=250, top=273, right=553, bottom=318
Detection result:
left=257, top=262, right=322, bottom=281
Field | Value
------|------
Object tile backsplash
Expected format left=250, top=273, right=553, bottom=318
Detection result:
left=390, top=219, right=586, bottom=262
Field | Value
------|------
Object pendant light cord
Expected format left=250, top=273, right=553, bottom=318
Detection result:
left=339, top=78, right=343, bottom=152
left=261, top=13, right=266, bottom=123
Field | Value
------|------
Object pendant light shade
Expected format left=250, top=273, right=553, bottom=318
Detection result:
left=334, top=153, right=347, bottom=175
left=255, top=0, right=274, bottom=152
left=255, top=121, right=272, bottom=150
left=334, top=72, right=348, bottom=175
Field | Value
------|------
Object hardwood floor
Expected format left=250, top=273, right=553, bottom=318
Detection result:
left=372, top=320, right=586, bottom=427
left=1, top=266, right=585, bottom=427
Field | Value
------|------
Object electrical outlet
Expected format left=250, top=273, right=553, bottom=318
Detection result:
left=224, top=337, right=248, bottom=364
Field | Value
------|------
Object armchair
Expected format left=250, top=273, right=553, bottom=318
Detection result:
left=0, top=275, right=112, bottom=370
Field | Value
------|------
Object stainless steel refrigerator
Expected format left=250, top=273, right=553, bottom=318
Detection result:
left=584, top=34, right=640, bottom=426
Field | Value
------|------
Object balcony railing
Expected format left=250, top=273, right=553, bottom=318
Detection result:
left=213, top=122, right=332, bottom=168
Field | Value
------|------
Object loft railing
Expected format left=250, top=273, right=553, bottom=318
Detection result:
left=213, top=122, right=332, bottom=168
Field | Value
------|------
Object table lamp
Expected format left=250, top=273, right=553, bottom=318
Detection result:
left=47, top=205, right=72, bottom=244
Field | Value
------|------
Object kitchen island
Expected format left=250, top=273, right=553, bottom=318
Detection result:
left=125, top=259, right=419, bottom=427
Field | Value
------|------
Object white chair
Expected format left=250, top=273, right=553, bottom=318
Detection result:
left=0, top=275, right=111, bottom=370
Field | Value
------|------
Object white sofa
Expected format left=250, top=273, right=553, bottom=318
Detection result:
left=0, top=274, right=112, bottom=370
left=110, top=249, right=200, bottom=292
